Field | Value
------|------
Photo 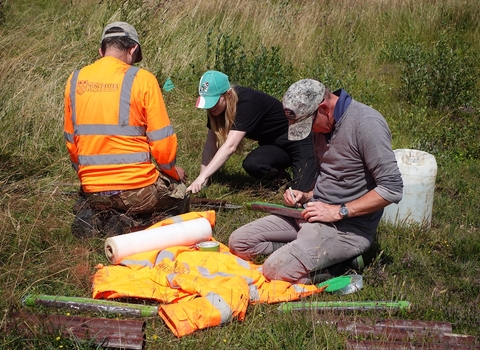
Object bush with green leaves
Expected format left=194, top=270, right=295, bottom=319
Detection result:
left=204, top=29, right=295, bottom=99
left=382, top=29, right=477, bottom=110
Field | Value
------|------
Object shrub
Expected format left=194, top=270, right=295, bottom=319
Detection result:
left=382, top=29, right=477, bottom=110
left=204, top=28, right=296, bottom=99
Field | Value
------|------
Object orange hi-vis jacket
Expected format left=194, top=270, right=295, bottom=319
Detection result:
left=64, top=56, right=179, bottom=193
left=92, top=211, right=323, bottom=337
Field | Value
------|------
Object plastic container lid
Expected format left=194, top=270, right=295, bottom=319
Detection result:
left=317, top=275, right=363, bottom=294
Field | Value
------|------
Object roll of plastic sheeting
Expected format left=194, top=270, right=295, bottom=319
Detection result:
left=105, top=217, right=213, bottom=264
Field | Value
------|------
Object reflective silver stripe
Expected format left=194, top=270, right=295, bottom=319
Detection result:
left=75, top=124, right=145, bottom=136
left=72, top=162, right=79, bottom=172
left=147, top=125, right=174, bottom=142
left=70, top=70, right=80, bottom=125
left=119, top=66, right=140, bottom=126
left=243, top=276, right=254, bottom=285
left=205, top=292, right=233, bottom=324
left=197, top=266, right=234, bottom=279
left=119, top=259, right=154, bottom=268
left=155, top=250, right=175, bottom=265
left=249, top=285, right=260, bottom=302
left=78, top=152, right=150, bottom=166
left=166, top=273, right=178, bottom=287
left=169, top=215, right=184, bottom=224
left=234, top=256, right=252, bottom=270
left=64, top=131, right=74, bottom=143
left=292, top=284, right=309, bottom=293
left=158, top=159, right=175, bottom=171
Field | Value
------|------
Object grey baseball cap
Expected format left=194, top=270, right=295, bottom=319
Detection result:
left=282, top=79, right=325, bottom=140
left=101, top=22, right=143, bottom=63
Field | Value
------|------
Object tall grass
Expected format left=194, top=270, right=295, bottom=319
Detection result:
left=1, top=0, right=479, bottom=348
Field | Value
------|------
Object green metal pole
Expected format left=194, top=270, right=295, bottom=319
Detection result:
left=22, top=294, right=158, bottom=317
left=279, top=300, right=411, bottom=312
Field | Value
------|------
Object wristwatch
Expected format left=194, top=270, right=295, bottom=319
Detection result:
left=339, top=203, right=349, bottom=219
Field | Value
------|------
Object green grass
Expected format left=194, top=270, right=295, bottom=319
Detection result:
left=1, top=0, right=480, bottom=348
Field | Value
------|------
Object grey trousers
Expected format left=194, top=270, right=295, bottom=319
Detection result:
left=228, top=215, right=373, bottom=284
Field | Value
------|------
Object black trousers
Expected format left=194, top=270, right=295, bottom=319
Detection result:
left=242, top=132, right=316, bottom=192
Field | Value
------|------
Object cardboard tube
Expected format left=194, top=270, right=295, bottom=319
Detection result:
left=105, top=217, right=212, bottom=264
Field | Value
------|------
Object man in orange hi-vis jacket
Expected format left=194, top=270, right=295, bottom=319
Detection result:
left=64, top=22, right=190, bottom=238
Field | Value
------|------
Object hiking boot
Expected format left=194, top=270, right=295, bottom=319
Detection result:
left=309, top=269, right=334, bottom=285
left=71, top=197, right=103, bottom=238
left=348, top=255, right=365, bottom=272
left=308, top=256, right=364, bottom=285
left=71, top=208, right=104, bottom=238
left=103, top=213, right=138, bottom=236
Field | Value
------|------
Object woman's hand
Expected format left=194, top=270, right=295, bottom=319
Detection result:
left=187, top=176, right=208, bottom=194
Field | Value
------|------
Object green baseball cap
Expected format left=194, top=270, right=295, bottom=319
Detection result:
left=196, top=70, right=230, bottom=109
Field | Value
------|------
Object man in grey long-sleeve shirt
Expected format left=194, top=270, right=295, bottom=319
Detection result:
left=229, top=79, right=403, bottom=284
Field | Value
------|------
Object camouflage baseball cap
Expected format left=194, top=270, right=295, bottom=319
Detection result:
left=282, top=79, right=325, bottom=140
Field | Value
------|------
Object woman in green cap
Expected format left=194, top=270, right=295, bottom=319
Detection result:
left=187, top=70, right=316, bottom=194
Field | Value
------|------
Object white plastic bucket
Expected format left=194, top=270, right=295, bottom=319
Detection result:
left=382, top=149, right=437, bottom=228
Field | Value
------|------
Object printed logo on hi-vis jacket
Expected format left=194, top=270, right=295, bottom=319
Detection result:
left=76, top=80, right=119, bottom=95
left=76, top=80, right=88, bottom=95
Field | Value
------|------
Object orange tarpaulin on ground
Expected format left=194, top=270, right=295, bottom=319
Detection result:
left=92, top=211, right=323, bottom=337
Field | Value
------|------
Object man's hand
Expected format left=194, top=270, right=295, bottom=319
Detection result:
left=284, top=188, right=303, bottom=208
left=175, top=166, right=187, bottom=183
left=302, top=201, right=341, bottom=223
left=283, top=189, right=312, bottom=208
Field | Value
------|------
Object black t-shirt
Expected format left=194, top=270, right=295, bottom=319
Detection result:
left=207, top=86, right=288, bottom=145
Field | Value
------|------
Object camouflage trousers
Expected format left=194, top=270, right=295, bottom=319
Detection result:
left=71, top=173, right=190, bottom=238
left=82, top=172, right=190, bottom=216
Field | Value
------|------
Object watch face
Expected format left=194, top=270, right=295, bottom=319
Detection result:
left=340, top=205, right=348, bottom=217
